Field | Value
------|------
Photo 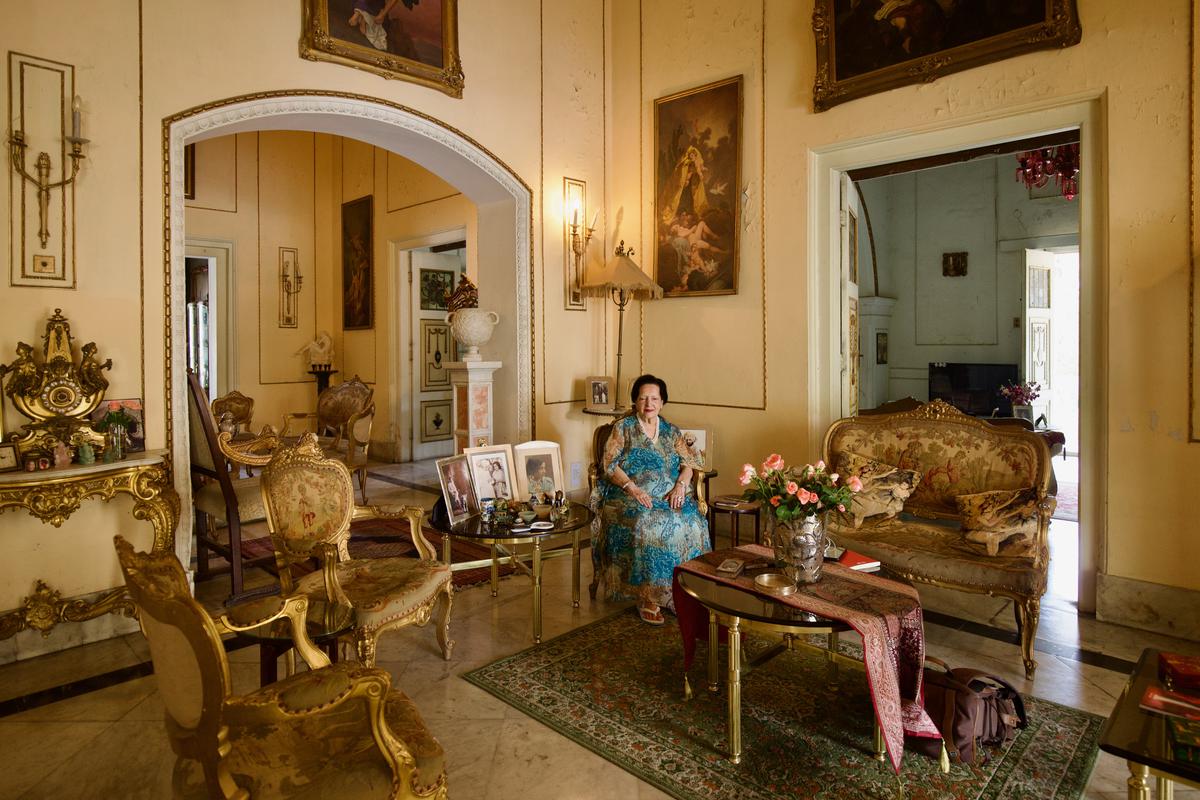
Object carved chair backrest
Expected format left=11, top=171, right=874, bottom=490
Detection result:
left=590, top=422, right=615, bottom=483
left=316, top=376, right=374, bottom=442
left=260, top=433, right=357, bottom=589
left=210, top=390, right=254, bottom=433
left=114, top=535, right=231, bottom=761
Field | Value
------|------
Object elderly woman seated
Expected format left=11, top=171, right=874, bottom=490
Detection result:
left=592, top=374, right=711, bottom=625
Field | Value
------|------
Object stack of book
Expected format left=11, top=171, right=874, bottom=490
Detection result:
left=1139, top=651, right=1200, bottom=765
left=837, top=549, right=881, bottom=572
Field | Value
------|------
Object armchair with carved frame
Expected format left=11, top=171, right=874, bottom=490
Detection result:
left=114, top=535, right=448, bottom=800
left=260, top=433, right=454, bottom=667
left=282, top=375, right=375, bottom=504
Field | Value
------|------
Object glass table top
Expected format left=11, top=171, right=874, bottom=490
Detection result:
left=676, top=563, right=852, bottom=632
left=433, top=503, right=594, bottom=544
left=232, top=599, right=355, bottom=646
left=1099, top=647, right=1200, bottom=785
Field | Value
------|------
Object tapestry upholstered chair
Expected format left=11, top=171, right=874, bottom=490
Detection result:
left=282, top=375, right=376, bottom=504
left=188, top=370, right=279, bottom=602
left=211, top=389, right=255, bottom=436
left=260, top=433, right=454, bottom=667
left=114, top=535, right=448, bottom=800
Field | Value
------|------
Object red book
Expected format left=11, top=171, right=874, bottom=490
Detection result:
left=838, top=549, right=881, bottom=572
left=1140, top=685, right=1200, bottom=720
left=1160, top=652, right=1200, bottom=691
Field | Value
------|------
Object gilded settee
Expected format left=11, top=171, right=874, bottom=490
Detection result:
left=823, top=400, right=1054, bottom=680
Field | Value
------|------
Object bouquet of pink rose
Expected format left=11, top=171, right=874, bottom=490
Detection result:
left=739, top=454, right=861, bottom=523
left=999, top=380, right=1041, bottom=406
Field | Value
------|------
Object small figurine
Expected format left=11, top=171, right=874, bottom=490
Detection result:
left=77, top=441, right=95, bottom=464
left=295, top=331, right=334, bottom=369
left=77, top=342, right=113, bottom=396
left=53, top=439, right=71, bottom=468
left=554, top=490, right=565, bottom=508
left=0, top=342, right=42, bottom=399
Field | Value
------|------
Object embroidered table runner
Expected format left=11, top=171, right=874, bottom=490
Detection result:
left=672, top=544, right=940, bottom=773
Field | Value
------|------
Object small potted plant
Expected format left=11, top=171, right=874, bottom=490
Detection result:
left=999, top=380, right=1041, bottom=422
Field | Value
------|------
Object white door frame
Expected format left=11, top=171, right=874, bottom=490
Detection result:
left=808, top=93, right=1107, bottom=611
left=389, top=228, right=467, bottom=462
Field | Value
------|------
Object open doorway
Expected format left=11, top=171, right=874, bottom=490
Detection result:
left=183, top=238, right=235, bottom=401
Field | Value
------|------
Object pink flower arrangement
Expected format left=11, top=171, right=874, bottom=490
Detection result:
left=739, top=453, right=860, bottom=523
left=999, top=380, right=1041, bottom=406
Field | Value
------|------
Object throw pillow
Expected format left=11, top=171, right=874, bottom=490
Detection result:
left=956, top=489, right=1041, bottom=557
left=837, top=452, right=922, bottom=527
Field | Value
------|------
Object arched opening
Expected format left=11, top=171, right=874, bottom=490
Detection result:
left=163, top=91, right=533, bottom=568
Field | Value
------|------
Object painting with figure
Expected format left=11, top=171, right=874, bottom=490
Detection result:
left=342, top=196, right=373, bottom=330
left=301, top=0, right=464, bottom=98
left=654, top=76, right=742, bottom=298
left=464, top=444, right=517, bottom=502
left=677, top=428, right=712, bottom=472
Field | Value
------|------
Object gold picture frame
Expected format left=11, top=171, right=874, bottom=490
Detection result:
left=300, top=0, right=464, bottom=99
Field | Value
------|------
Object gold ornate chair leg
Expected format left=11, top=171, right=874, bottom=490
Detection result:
left=1015, top=596, right=1040, bottom=680
left=355, top=630, right=378, bottom=668
left=436, top=582, right=454, bottom=661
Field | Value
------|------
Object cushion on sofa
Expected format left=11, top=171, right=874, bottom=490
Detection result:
left=847, top=469, right=923, bottom=528
left=956, top=489, right=1039, bottom=557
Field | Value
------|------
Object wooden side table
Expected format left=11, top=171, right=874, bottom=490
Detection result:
left=707, top=495, right=761, bottom=550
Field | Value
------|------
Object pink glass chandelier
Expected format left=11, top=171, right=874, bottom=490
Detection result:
left=1015, top=143, right=1080, bottom=201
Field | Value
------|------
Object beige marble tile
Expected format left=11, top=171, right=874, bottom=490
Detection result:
left=7, top=675, right=156, bottom=724
left=0, top=721, right=112, bottom=798
left=426, top=717, right=504, bottom=800
left=0, top=637, right=140, bottom=702
left=20, top=718, right=176, bottom=800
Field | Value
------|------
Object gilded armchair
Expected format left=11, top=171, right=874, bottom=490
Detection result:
left=282, top=375, right=375, bottom=503
left=188, top=370, right=279, bottom=601
left=211, top=390, right=255, bottom=435
left=260, top=434, right=454, bottom=667
left=113, top=535, right=448, bottom=800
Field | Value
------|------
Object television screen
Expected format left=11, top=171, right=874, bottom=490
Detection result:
left=928, top=362, right=1019, bottom=417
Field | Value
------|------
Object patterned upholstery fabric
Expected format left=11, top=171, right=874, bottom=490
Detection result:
left=194, top=477, right=265, bottom=523
left=956, top=488, right=1045, bottom=557
left=296, top=558, right=451, bottom=630
left=265, top=464, right=354, bottom=546
left=836, top=452, right=922, bottom=527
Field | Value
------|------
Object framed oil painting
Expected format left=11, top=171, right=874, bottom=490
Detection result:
left=299, top=0, right=464, bottom=98
left=464, top=444, right=517, bottom=502
left=420, top=268, right=455, bottom=311
left=436, top=454, right=478, bottom=525
left=513, top=441, right=564, bottom=499
left=654, top=76, right=742, bottom=298
left=342, top=196, right=373, bottom=330
left=677, top=427, right=713, bottom=472
left=812, top=0, right=1082, bottom=112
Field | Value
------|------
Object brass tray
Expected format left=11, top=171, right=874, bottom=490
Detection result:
left=754, top=572, right=796, bottom=596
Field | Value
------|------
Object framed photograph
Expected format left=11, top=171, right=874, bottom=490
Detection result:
left=812, top=0, right=1082, bottom=112
left=419, top=319, right=456, bottom=391
left=677, top=428, right=713, bottom=472
left=90, top=398, right=145, bottom=453
left=342, top=196, right=373, bottom=330
left=463, top=444, right=517, bottom=502
left=299, top=0, right=464, bottom=99
left=513, top=441, right=564, bottom=499
left=420, top=268, right=455, bottom=311
left=436, top=454, right=478, bottom=525
left=0, top=442, right=19, bottom=473
left=585, top=375, right=614, bottom=412
left=654, top=75, right=742, bottom=298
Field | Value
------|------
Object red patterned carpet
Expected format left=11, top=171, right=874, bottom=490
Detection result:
left=1053, top=481, right=1079, bottom=522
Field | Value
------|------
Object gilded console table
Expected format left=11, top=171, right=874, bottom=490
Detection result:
left=0, top=449, right=180, bottom=640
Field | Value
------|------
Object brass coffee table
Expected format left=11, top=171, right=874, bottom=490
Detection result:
left=675, top=568, right=889, bottom=765
left=431, top=504, right=594, bottom=644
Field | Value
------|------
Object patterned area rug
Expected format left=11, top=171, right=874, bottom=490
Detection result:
left=1053, top=480, right=1079, bottom=522
left=463, top=611, right=1102, bottom=800
left=237, top=517, right=516, bottom=590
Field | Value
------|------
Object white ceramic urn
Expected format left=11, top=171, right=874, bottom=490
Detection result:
left=447, top=308, right=499, bottom=361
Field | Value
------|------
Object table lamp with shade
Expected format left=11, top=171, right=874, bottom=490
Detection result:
left=582, top=241, right=663, bottom=411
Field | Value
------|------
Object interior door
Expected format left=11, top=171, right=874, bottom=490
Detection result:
left=1023, top=248, right=1054, bottom=424
left=841, top=173, right=861, bottom=417
left=411, top=251, right=463, bottom=460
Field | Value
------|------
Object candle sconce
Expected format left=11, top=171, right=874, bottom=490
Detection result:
left=563, top=177, right=596, bottom=311
left=278, top=247, right=303, bottom=328
left=8, top=95, right=89, bottom=250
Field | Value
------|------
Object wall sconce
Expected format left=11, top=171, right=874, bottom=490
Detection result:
left=563, top=177, right=597, bottom=310
left=9, top=95, right=89, bottom=250
left=279, top=247, right=302, bottom=328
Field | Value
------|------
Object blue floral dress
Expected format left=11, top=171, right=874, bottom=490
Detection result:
left=591, top=415, right=710, bottom=609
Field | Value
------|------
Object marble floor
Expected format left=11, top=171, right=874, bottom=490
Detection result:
left=1, top=459, right=1197, bottom=799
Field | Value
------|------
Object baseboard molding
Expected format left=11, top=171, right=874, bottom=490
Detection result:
left=1096, top=572, right=1200, bottom=641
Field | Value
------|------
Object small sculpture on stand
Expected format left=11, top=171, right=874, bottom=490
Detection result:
left=297, top=330, right=337, bottom=395
left=445, top=275, right=498, bottom=361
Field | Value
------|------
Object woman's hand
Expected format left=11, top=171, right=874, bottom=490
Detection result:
left=667, top=478, right=687, bottom=511
left=625, top=481, right=653, bottom=509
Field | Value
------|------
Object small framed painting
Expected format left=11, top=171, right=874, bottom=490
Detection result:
left=513, top=441, right=564, bottom=499
left=677, top=427, right=713, bottom=472
left=463, top=443, right=518, bottom=502
left=419, top=268, right=456, bottom=311
left=0, top=442, right=20, bottom=473
left=585, top=375, right=614, bottom=412
left=436, top=454, right=478, bottom=525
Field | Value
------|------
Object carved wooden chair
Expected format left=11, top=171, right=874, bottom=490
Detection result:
left=282, top=375, right=375, bottom=504
left=114, top=535, right=448, bottom=800
left=260, top=433, right=454, bottom=667
left=188, top=370, right=278, bottom=602
left=211, top=390, right=255, bottom=435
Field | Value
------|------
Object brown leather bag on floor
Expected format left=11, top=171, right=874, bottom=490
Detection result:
left=914, top=656, right=1028, bottom=765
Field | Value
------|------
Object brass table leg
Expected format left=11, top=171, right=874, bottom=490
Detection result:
left=1157, top=775, right=1173, bottom=799
left=707, top=610, right=720, bottom=693
left=532, top=540, right=543, bottom=644
left=572, top=529, right=580, bottom=608
left=1126, top=761, right=1150, bottom=800
left=490, top=544, right=500, bottom=597
left=828, top=631, right=840, bottom=689
left=728, top=617, right=742, bottom=764
left=442, top=532, right=452, bottom=565
left=872, top=717, right=887, bottom=763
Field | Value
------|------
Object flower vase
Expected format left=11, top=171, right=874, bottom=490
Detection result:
left=1012, top=404, right=1034, bottom=423
left=766, top=514, right=827, bottom=584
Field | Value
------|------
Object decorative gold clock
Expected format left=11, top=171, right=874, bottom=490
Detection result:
left=0, top=309, right=110, bottom=454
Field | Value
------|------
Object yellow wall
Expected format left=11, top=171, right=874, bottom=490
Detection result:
left=1, top=0, right=1197, bottom=623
